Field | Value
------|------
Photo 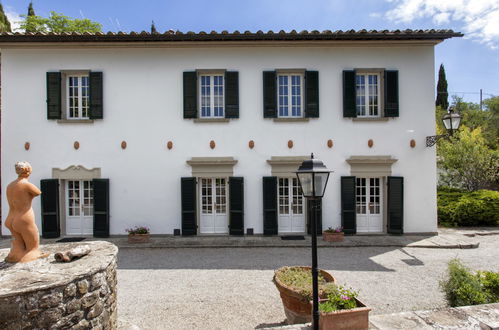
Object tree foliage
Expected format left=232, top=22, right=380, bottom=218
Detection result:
left=27, top=2, right=35, bottom=16
left=0, top=3, right=12, bottom=32
left=438, top=126, right=498, bottom=190
left=436, top=63, right=449, bottom=109
left=20, top=11, right=102, bottom=33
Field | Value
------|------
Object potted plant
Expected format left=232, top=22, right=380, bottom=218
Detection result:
left=126, top=226, right=150, bottom=243
left=317, top=285, right=371, bottom=330
left=273, top=266, right=336, bottom=324
left=323, top=226, right=344, bottom=242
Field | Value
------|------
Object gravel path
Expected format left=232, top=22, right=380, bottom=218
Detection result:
left=117, top=235, right=498, bottom=330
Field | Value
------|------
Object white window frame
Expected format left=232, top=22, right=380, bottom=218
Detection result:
left=66, top=74, right=90, bottom=120
left=355, top=72, right=381, bottom=118
left=198, top=73, right=225, bottom=119
left=277, top=73, right=304, bottom=118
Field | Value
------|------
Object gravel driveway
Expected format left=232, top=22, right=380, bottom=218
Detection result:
left=117, top=235, right=498, bottom=330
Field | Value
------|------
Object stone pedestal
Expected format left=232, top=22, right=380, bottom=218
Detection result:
left=0, top=241, right=118, bottom=330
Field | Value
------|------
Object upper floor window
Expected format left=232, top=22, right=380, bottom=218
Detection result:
left=200, top=74, right=225, bottom=118
left=356, top=73, right=380, bottom=118
left=343, top=69, right=399, bottom=119
left=183, top=71, right=239, bottom=120
left=263, top=70, right=319, bottom=119
left=67, top=75, right=90, bottom=119
left=46, top=71, right=103, bottom=121
left=277, top=74, right=304, bottom=118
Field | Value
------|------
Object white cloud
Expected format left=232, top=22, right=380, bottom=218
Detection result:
left=384, top=0, right=499, bottom=49
left=5, top=7, right=22, bottom=32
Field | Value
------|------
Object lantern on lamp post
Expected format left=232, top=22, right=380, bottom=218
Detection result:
left=295, top=153, right=332, bottom=330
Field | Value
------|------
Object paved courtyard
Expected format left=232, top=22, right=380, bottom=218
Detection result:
left=116, top=233, right=498, bottom=330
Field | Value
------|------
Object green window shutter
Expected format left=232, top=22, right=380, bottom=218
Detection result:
left=263, top=176, right=278, bottom=235
left=305, top=70, right=319, bottom=118
left=40, top=179, right=60, bottom=238
left=89, top=71, right=104, bottom=119
left=384, top=70, right=399, bottom=117
left=387, top=176, right=404, bottom=234
left=263, top=71, right=277, bottom=118
left=342, top=70, right=356, bottom=118
left=183, top=72, right=197, bottom=119
left=307, top=199, right=322, bottom=235
left=229, top=177, right=244, bottom=235
left=93, top=179, right=110, bottom=238
left=181, top=177, right=197, bottom=236
left=225, top=71, right=239, bottom=118
left=46, top=72, right=62, bottom=119
left=341, top=176, right=356, bottom=234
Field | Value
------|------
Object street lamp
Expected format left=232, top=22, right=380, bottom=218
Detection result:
left=295, top=153, right=332, bottom=330
left=426, top=106, right=462, bottom=147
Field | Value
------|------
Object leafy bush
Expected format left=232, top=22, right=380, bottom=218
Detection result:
left=440, top=259, right=499, bottom=307
left=319, top=285, right=359, bottom=312
left=125, top=226, right=150, bottom=235
left=438, top=188, right=499, bottom=227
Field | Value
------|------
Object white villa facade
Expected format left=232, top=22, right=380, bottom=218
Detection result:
left=0, top=30, right=461, bottom=238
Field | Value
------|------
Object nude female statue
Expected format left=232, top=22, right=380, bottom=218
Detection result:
left=4, top=162, right=47, bottom=263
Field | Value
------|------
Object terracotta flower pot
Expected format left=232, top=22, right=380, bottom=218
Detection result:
left=323, top=231, right=344, bottom=242
left=127, top=233, right=150, bottom=243
left=273, top=266, right=336, bottom=324
left=318, top=298, right=371, bottom=330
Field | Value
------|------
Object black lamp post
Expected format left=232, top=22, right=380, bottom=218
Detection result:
left=295, top=153, right=332, bottom=330
left=426, top=106, right=462, bottom=147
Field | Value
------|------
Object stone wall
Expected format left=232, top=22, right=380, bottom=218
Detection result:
left=0, top=241, right=118, bottom=330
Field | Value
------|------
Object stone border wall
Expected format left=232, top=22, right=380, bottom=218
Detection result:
left=0, top=246, right=117, bottom=330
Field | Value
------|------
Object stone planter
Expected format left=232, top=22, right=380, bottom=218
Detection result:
left=318, top=298, right=371, bottom=330
left=273, top=266, right=336, bottom=324
left=127, top=233, right=150, bottom=243
left=323, top=231, right=344, bottom=242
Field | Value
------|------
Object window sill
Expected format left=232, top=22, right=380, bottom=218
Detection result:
left=57, top=119, right=94, bottom=124
left=193, top=118, right=231, bottom=123
left=352, top=117, right=389, bottom=122
left=273, top=118, right=310, bottom=123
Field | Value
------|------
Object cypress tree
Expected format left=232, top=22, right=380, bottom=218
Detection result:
left=151, top=20, right=157, bottom=34
left=28, top=2, right=35, bottom=16
left=0, top=3, right=12, bottom=32
left=436, top=63, right=449, bottom=109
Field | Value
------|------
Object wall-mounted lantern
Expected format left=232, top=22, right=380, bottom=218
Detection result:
left=426, top=107, right=462, bottom=147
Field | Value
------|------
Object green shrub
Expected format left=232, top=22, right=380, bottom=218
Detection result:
left=437, top=188, right=499, bottom=227
left=274, top=266, right=336, bottom=299
left=319, top=285, right=359, bottom=312
left=440, top=259, right=499, bottom=307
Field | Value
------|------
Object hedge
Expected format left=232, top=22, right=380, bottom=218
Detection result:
left=438, top=188, right=499, bottom=227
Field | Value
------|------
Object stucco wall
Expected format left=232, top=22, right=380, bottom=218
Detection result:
left=1, top=44, right=437, bottom=235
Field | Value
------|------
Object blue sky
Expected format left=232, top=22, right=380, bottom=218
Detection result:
left=4, top=0, right=499, bottom=104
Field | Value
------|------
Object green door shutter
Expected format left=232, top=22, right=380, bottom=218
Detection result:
left=263, top=176, right=278, bottom=235
left=341, top=176, right=356, bottom=234
left=305, top=70, right=319, bottom=118
left=181, top=177, right=197, bottom=235
left=307, top=199, right=322, bottom=235
left=343, top=70, right=356, bottom=118
left=46, top=72, right=62, bottom=119
left=263, top=71, right=277, bottom=118
left=387, top=176, right=404, bottom=234
left=89, top=71, right=104, bottom=119
left=225, top=71, right=239, bottom=118
left=183, top=72, right=197, bottom=119
left=93, top=179, right=110, bottom=238
left=40, top=179, right=60, bottom=238
left=384, top=70, right=399, bottom=117
left=229, top=177, right=244, bottom=235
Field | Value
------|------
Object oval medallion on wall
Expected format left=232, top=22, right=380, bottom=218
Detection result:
left=248, top=140, right=255, bottom=149
left=410, top=139, right=416, bottom=148
left=288, top=140, right=293, bottom=149
left=368, top=139, right=374, bottom=148
left=24, top=142, right=30, bottom=150
left=167, top=141, right=173, bottom=150
left=210, top=140, right=216, bottom=149
left=74, top=141, right=80, bottom=150
left=327, top=139, right=333, bottom=148
left=121, top=141, right=127, bottom=149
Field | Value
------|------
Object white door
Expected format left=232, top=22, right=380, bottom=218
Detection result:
left=200, top=178, right=228, bottom=234
left=278, top=178, right=305, bottom=233
left=356, top=178, right=383, bottom=233
left=66, top=180, right=94, bottom=235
